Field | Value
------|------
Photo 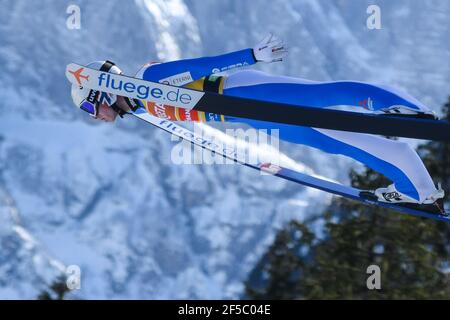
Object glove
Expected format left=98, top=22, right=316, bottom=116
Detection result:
left=252, top=33, right=288, bottom=63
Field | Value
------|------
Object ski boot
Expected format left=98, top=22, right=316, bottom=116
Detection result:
left=360, top=183, right=447, bottom=216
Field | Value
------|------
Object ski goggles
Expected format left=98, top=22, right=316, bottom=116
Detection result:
left=80, top=100, right=98, bottom=117
left=79, top=90, right=117, bottom=118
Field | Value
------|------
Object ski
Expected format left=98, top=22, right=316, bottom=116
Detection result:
left=131, top=108, right=450, bottom=223
left=66, top=63, right=450, bottom=142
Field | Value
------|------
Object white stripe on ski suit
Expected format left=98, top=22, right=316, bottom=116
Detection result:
left=224, top=70, right=437, bottom=202
left=315, top=129, right=437, bottom=202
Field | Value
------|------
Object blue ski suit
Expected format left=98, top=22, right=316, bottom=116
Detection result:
left=136, top=48, right=437, bottom=202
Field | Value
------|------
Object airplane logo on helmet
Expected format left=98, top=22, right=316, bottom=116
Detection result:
left=69, top=67, right=89, bottom=86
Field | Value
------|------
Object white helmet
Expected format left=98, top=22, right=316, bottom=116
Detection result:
left=71, top=60, right=140, bottom=117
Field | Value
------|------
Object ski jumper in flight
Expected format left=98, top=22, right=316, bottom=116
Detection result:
left=70, top=34, right=445, bottom=214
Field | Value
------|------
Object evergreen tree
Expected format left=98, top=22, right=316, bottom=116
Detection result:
left=245, top=98, right=450, bottom=299
left=37, top=276, right=71, bottom=300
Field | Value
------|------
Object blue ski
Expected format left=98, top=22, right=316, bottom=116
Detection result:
left=131, top=108, right=450, bottom=223
left=271, top=166, right=449, bottom=222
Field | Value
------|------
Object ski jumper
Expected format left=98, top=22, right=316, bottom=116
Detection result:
left=136, top=49, right=437, bottom=202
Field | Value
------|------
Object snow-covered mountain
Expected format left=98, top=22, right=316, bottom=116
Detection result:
left=0, top=0, right=449, bottom=299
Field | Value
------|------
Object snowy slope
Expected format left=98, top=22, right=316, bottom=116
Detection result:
left=0, top=0, right=449, bottom=299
